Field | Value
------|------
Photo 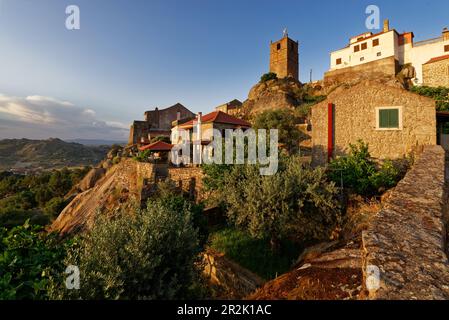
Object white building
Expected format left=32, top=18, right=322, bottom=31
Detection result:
left=328, top=20, right=449, bottom=85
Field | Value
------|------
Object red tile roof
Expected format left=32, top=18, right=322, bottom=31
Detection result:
left=424, top=54, right=449, bottom=65
left=139, top=140, right=173, bottom=151
left=178, top=111, right=251, bottom=128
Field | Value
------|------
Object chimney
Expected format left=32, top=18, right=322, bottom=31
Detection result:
left=383, top=19, right=390, bottom=32
left=176, top=111, right=181, bottom=120
left=443, top=27, right=449, bottom=41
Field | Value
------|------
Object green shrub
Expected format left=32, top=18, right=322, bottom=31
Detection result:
left=260, top=72, right=278, bottom=83
left=133, top=149, right=152, bottom=162
left=253, top=109, right=302, bottom=154
left=51, top=202, right=201, bottom=299
left=410, top=86, right=449, bottom=111
left=223, top=157, right=340, bottom=252
left=0, top=221, right=69, bottom=300
left=328, top=140, right=400, bottom=197
left=44, top=197, right=67, bottom=219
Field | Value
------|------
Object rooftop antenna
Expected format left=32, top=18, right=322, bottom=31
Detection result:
left=283, top=28, right=288, bottom=38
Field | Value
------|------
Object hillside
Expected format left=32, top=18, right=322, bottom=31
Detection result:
left=0, top=138, right=109, bottom=172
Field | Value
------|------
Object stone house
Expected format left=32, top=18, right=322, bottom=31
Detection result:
left=423, top=54, right=449, bottom=87
left=171, top=111, right=251, bottom=164
left=128, top=103, right=195, bottom=145
left=311, top=80, right=436, bottom=166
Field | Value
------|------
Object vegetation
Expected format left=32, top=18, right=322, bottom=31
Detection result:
left=260, top=72, right=278, bottom=83
left=50, top=199, right=202, bottom=300
left=209, top=227, right=301, bottom=279
left=252, top=109, right=303, bottom=154
left=410, top=85, right=449, bottom=111
left=150, top=135, right=171, bottom=144
left=220, top=157, right=340, bottom=252
left=133, top=149, right=152, bottom=162
left=328, top=140, right=402, bottom=197
left=0, top=167, right=90, bottom=228
left=0, top=222, right=70, bottom=299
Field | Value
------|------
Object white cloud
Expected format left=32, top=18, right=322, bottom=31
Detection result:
left=0, top=93, right=129, bottom=140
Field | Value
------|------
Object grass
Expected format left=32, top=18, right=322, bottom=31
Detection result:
left=208, top=227, right=302, bottom=280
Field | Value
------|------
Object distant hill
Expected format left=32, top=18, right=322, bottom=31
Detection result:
left=0, top=138, right=110, bottom=172
left=65, top=139, right=127, bottom=146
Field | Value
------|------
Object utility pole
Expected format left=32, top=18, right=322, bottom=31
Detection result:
left=309, top=69, right=313, bottom=83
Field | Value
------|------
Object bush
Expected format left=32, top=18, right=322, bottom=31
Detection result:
left=0, top=222, right=69, bottom=299
left=150, top=135, right=171, bottom=144
left=223, top=157, right=340, bottom=252
left=44, top=197, right=67, bottom=219
left=260, top=72, right=278, bottom=83
left=253, top=109, right=302, bottom=154
left=51, top=202, right=201, bottom=299
left=133, top=149, right=152, bottom=162
left=328, top=140, right=400, bottom=197
left=410, top=86, right=449, bottom=111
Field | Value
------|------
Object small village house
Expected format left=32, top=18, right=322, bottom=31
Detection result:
left=171, top=110, right=251, bottom=165
left=311, top=80, right=437, bottom=166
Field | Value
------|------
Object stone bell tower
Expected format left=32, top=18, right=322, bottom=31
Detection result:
left=269, top=29, right=299, bottom=80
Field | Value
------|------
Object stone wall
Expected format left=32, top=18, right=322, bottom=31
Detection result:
left=311, top=80, right=436, bottom=166
left=203, top=249, right=265, bottom=299
left=423, top=58, right=449, bottom=87
left=362, top=145, right=449, bottom=299
left=324, top=56, right=400, bottom=86
left=269, top=36, right=299, bottom=80
left=168, top=166, right=204, bottom=201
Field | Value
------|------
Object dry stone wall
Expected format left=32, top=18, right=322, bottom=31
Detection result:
left=423, top=58, right=449, bottom=88
left=362, top=145, right=449, bottom=299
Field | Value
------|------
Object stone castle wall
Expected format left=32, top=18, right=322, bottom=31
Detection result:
left=423, top=58, right=449, bottom=87
left=362, top=145, right=449, bottom=299
left=324, top=56, right=400, bottom=86
left=311, top=81, right=436, bottom=166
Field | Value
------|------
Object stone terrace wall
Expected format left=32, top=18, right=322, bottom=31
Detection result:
left=168, top=167, right=204, bottom=201
left=362, top=145, right=449, bottom=299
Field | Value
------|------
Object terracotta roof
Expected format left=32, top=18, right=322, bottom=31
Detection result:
left=424, top=54, right=449, bottom=65
left=178, top=111, right=251, bottom=128
left=139, top=140, right=173, bottom=151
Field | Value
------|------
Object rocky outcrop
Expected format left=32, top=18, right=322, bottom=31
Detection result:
left=362, top=145, right=449, bottom=300
left=78, top=167, right=106, bottom=192
left=241, top=77, right=304, bottom=118
left=50, top=159, right=155, bottom=236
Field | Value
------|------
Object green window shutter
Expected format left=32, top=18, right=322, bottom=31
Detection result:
left=379, top=110, right=389, bottom=128
left=388, top=109, right=399, bottom=128
left=379, top=109, right=399, bottom=128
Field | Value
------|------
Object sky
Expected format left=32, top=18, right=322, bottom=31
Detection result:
left=0, top=0, right=448, bottom=140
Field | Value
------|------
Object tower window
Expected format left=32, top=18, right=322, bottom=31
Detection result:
left=360, top=57, right=365, bottom=61
left=277, top=43, right=281, bottom=50
left=336, top=58, right=342, bottom=65
left=354, top=45, right=360, bottom=52
left=377, top=52, right=382, bottom=57
left=445, top=45, right=449, bottom=52
left=361, top=43, right=368, bottom=50
left=373, top=39, right=379, bottom=46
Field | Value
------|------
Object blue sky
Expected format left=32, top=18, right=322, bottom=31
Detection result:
left=0, top=0, right=448, bottom=140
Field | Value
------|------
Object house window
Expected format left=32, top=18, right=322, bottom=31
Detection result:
left=361, top=42, right=368, bottom=50
left=277, top=43, right=281, bottom=50
left=354, top=45, right=360, bottom=52
left=376, top=107, right=402, bottom=130
left=336, top=58, right=342, bottom=65
left=377, top=52, right=382, bottom=57
left=445, top=44, right=449, bottom=52
left=360, top=57, right=365, bottom=61
left=373, top=39, right=380, bottom=47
